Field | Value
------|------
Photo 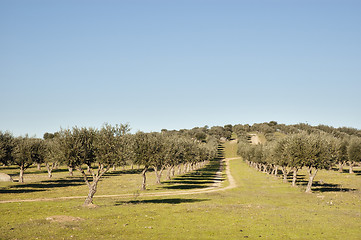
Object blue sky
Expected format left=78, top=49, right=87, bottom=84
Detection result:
left=1, top=0, right=360, bottom=137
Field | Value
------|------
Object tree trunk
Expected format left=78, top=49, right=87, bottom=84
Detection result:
left=338, top=162, right=344, bottom=172
left=177, top=165, right=182, bottom=175
left=68, top=166, right=74, bottom=176
left=306, top=168, right=318, bottom=193
left=349, top=162, right=354, bottom=173
left=166, top=166, right=173, bottom=180
left=153, top=167, right=161, bottom=184
left=37, top=163, right=41, bottom=170
left=46, top=163, right=53, bottom=178
left=141, top=167, right=148, bottom=190
left=84, top=181, right=98, bottom=206
left=79, top=164, right=109, bottom=206
left=112, top=165, right=116, bottom=171
left=19, top=165, right=24, bottom=183
left=159, top=166, right=165, bottom=183
left=274, top=166, right=278, bottom=176
left=281, top=167, right=289, bottom=183
left=171, top=166, right=175, bottom=177
left=292, top=168, right=298, bottom=186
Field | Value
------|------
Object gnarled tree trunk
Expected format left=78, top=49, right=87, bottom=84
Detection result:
left=349, top=162, right=354, bottom=173
left=153, top=166, right=163, bottom=184
left=68, top=166, right=74, bottom=176
left=79, top=164, right=110, bottom=206
left=292, top=168, right=298, bottom=186
left=306, top=167, right=318, bottom=193
left=177, top=165, right=182, bottom=175
left=84, top=181, right=98, bottom=206
left=171, top=166, right=175, bottom=177
left=166, top=166, right=174, bottom=180
left=338, top=162, right=344, bottom=172
left=46, top=162, right=54, bottom=178
left=281, top=166, right=290, bottom=183
left=141, top=167, right=148, bottom=190
left=19, top=165, right=24, bottom=183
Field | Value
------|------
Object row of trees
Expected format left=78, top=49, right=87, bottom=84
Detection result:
left=233, top=122, right=361, bottom=142
left=238, top=132, right=361, bottom=192
left=0, top=124, right=217, bottom=205
left=161, top=124, right=233, bottom=142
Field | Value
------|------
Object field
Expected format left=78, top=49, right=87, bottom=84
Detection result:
left=0, top=141, right=360, bottom=239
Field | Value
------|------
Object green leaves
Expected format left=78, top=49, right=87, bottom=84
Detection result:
left=13, top=137, right=46, bottom=169
left=0, top=131, right=14, bottom=165
left=348, top=137, right=361, bottom=164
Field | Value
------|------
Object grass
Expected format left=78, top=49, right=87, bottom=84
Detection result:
left=0, top=142, right=360, bottom=239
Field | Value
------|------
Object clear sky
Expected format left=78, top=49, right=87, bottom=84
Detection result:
left=1, top=0, right=360, bottom=137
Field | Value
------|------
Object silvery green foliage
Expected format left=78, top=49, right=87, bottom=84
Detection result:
left=0, top=131, right=14, bottom=165
left=348, top=137, right=361, bottom=164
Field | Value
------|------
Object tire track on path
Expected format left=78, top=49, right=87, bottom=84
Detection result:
left=0, top=158, right=240, bottom=204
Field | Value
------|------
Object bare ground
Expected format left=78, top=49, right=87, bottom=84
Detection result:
left=249, top=134, right=261, bottom=145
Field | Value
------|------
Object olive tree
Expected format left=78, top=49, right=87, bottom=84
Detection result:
left=0, top=131, right=14, bottom=166
left=336, top=138, right=349, bottom=172
left=132, top=132, right=162, bottom=190
left=44, top=137, right=62, bottom=178
left=347, top=137, right=361, bottom=173
left=272, top=137, right=293, bottom=183
left=58, top=124, right=130, bottom=206
left=302, top=133, right=334, bottom=193
left=13, top=137, right=46, bottom=183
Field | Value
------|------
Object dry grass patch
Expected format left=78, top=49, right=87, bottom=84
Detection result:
left=45, top=215, right=84, bottom=223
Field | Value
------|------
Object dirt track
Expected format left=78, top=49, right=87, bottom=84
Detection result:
left=250, top=134, right=261, bottom=145
left=0, top=158, right=239, bottom=204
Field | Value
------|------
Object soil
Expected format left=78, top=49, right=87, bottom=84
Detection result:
left=250, top=134, right=261, bottom=145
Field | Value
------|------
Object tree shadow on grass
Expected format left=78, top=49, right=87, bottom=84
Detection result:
left=10, top=179, right=84, bottom=189
left=162, top=184, right=210, bottom=190
left=0, top=188, right=46, bottom=194
left=288, top=178, right=358, bottom=192
left=160, top=158, right=223, bottom=190
left=0, top=166, right=18, bottom=170
left=25, top=168, right=72, bottom=175
left=331, top=167, right=361, bottom=175
left=312, top=187, right=357, bottom=192
left=300, top=181, right=357, bottom=192
left=104, top=168, right=143, bottom=176
left=171, top=175, right=217, bottom=181
left=164, top=180, right=214, bottom=185
left=115, top=198, right=209, bottom=205
left=0, top=177, right=85, bottom=194
left=286, top=174, right=306, bottom=180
